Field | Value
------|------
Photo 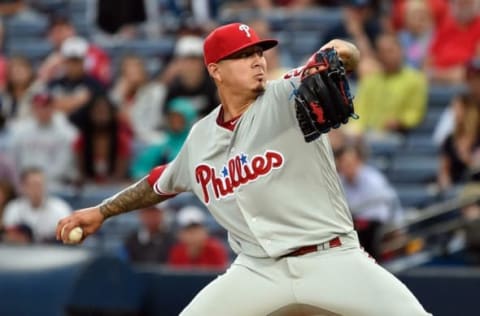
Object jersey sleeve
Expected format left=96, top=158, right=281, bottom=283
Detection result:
left=147, top=133, right=193, bottom=195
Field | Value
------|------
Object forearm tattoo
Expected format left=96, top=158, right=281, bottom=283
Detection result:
left=99, top=177, right=165, bottom=219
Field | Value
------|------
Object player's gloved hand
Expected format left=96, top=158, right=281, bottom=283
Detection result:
left=294, top=48, right=358, bottom=142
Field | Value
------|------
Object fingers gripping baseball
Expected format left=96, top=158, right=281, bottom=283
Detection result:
left=56, top=207, right=104, bottom=244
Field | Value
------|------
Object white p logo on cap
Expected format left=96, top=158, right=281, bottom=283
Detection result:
left=239, top=24, right=251, bottom=38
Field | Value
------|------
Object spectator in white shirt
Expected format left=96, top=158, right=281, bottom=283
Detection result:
left=2, top=167, right=72, bottom=243
left=336, top=142, right=403, bottom=259
left=9, top=91, right=77, bottom=192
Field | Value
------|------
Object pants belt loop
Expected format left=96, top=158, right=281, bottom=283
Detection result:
left=319, top=241, right=327, bottom=251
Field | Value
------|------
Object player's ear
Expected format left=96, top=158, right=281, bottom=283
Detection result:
left=207, top=63, right=222, bottom=83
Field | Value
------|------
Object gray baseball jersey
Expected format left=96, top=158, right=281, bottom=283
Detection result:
left=154, top=72, right=432, bottom=316
left=152, top=71, right=354, bottom=258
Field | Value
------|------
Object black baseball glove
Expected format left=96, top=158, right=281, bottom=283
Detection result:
left=293, top=48, right=358, bottom=142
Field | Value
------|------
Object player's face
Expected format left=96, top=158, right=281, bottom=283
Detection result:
left=217, top=46, right=267, bottom=94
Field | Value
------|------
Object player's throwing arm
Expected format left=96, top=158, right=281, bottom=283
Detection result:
left=56, top=177, right=168, bottom=244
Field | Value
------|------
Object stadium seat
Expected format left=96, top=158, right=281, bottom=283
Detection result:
left=427, top=84, right=464, bottom=109
left=413, top=107, right=445, bottom=135
left=4, top=17, right=48, bottom=39
left=404, top=134, right=439, bottom=155
left=389, top=154, right=439, bottom=184
left=102, top=39, right=175, bottom=60
left=285, top=8, right=342, bottom=32
left=395, top=184, right=437, bottom=208
left=6, top=40, right=53, bottom=60
left=368, top=137, right=404, bottom=156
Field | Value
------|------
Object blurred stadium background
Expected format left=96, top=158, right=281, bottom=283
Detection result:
left=0, top=0, right=480, bottom=315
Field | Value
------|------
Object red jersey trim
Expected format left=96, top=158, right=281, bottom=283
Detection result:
left=216, top=107, right=241, bottom=131
left=147, top=165, right=178, bottom=197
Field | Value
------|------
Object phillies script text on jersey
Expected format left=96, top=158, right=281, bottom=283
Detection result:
left=195, top=150, right=285, bottom=204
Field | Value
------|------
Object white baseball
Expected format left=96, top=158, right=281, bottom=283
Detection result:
left=62, top=226, right=83, bottom=243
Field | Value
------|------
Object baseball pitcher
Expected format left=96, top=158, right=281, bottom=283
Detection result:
left=57, top=23, right=432, bottom=316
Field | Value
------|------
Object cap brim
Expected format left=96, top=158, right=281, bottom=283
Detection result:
left=218, top=39, right=278, bottom=62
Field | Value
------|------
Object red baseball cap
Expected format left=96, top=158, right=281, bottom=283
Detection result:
left=203, top=22, right=278, bottom=65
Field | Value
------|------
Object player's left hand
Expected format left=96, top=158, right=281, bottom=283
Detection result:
left=320, top=39, right=360, bottom=72
left=293, top=48, right=359, bottom=142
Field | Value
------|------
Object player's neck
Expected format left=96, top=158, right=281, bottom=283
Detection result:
left=219, top=91, right=256, bottom=121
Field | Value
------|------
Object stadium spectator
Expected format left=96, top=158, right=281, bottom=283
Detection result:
left=73, top=94, right=132, bottom=185
left=398, top=0, right=434, bottom=69
left=323, top=0, right=382, bottom=62
left=0, top=179, right=16, bottom=240
left=0, top=107, right=11, bottom=151
left=348, top=33, right=427, bottom=136
left=39, top=15, right=111, bottom=85
left=2, top=223, right=33, bottom=244
left=48, top=36, right=106, bottom=128
left=9, top=92, right=78, bottom=192
left=2, top=167, right=71, bottom=242
left=126, top=77, right=168, bottom=145
left=0, top=49, right=7, bottom=93
left=0, top=154, right=19, bottom=190
left=0, top=0, right=44, bottom=20
left=336, top=141, right=403, bottom=259
left=168, top=206, right=228, bottom=269
left=110, top=55, right=149, bottom=136
left=124, top=204, right=174, bottom=263
left=130, top=98, right=197, bottom=180
left=0, top=0, right=26, bottom=16
left=426, top=0, right=480, bottom=84
left=438, top=93, right=480, bottom=191
left=0, top=56, right=39, bottom=123
left=94, top=0, right=147, bottom=43
left=434, top=58, right=480, bottom=146
left=388, top=0, right=449, bottom=31
left=160, top=35, right=219, bottom=118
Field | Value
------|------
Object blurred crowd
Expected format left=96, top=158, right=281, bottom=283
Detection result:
left=0, top=0, right=479, bottom=268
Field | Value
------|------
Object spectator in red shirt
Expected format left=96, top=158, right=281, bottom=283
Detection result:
left=38, top=14, right=111, bottom=85
left=73, top=94, right=132, bottom=185
left=427, top=0, right=480, bottom=84
left=168, top=206, right=228, bottom=269
left=389, top=0, right=449, bottom=31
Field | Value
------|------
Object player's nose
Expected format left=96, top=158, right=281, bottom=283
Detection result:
left=252, top=54, right=266, bottom=69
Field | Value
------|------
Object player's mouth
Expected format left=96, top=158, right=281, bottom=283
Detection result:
left=255, top=72, right=265, bottom=80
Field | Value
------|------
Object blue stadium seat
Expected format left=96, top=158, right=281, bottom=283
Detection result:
left=368, top=138, right=404, bottom=156
left=285, top=8, right=342, bottom=32
left=123, top=39, right=175, bottom=58
left=395, top=184, right=437, bottom=208
left=69, top=0, right=88, bottom=13
left=367, top=156, right=391, bottom=173
left=389, top=154, right=439, bottom=184
left=405, top=134, right=439, bottom=155
left=6, top=40, right=53, bottom=60
left=103, top=39, right=175, bottom=60
left=288, top=31, right=322, bottom=61
left=413, top=107, right=444, bottom=135
left=428, top=84, right=464, bottom=108
left=5, top=18, right=48, bottom=39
